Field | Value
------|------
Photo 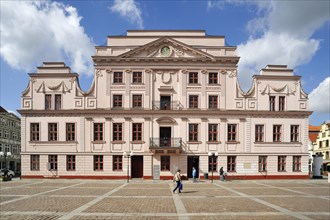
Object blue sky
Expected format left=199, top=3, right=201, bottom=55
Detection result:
left=0, top=0, right=329, bottom=125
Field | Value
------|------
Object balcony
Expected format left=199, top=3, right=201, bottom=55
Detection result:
left=150, top=138, right=183, bottom=154
left=152, top=101, right=183, bottom=110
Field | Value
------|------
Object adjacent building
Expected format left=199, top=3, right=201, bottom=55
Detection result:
left=19, top=30, right=312, bottom=180
left=308, top=125, right=320, bottom=173
left=313, top=122, right=330, bottom=174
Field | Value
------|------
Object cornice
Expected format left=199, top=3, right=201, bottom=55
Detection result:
left=28, top=73, right=79, bottom=77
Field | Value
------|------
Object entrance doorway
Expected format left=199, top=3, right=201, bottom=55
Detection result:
left=160, top=96, right=171, bottom=110
left=131, top=156, right=143, bottom=178
left=160, top=127, right=171, bottom=147
left=187, top=156, right=199, bottom=178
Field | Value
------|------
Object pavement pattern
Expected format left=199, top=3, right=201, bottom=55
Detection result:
left=0, top=178, right=329, bottom=220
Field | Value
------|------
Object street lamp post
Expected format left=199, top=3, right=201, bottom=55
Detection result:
left=123, top=151, right=134, bottom=183
left=208, top=152, right=218, bottom=183
left=0, top=151, right=12, bottom=180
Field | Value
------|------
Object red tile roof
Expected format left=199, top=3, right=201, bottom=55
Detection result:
left=309, top=133, right=318, bottom=143
left=309, top=125, right=320, bottom=132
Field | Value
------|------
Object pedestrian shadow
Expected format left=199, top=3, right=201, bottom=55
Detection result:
left=181, top=190, right=198, bottom=194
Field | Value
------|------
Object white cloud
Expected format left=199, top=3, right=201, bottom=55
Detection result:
left=309, top=77, right=330, bottom=113
left=207, top=1, right=225, bottom=10
left=110, top=0, right=143, bottom=29
left=0, top=1, right=95, bottom=75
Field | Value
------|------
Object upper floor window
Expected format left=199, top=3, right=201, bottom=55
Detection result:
left=113, top=95, right=123, bottom=108
left=290, top=125, right=299, bottom=142
left=227, top=124, right=237, bottom=142
left=94, top=123, right=103, bottom=141
left=189, top=95, right=199, bottom=109
left=48, top=123, right=58, bottom=141
left=189, top=72, right=198, bottom=84
left=55, top=95, right=61, bottom=110
left=94, top=155, right=103, bottom=171
left=66, top=123, right=75, bottom=141
left=227, top=156, right=236, bottom=172
left=279, top=96, right=285, bottom=111
left=30, top=123, right=40, bottom=141
left=132, top=95, right=142, bottom=108
left=278, top=156, right=286, bottom=172
left=132, top=123, right=142, bottom=141
left=48, top=155, right=58, bottom=171
left=189, top=124, right=198, bottom=142
left=113, top=123, right=123, bottom=141
left=293, top=156, right=301, bottom=172
left=208, top=96, right=218, bottom=109
left=161, top=156, right=170, bottom=171
left=113, top=155, right=123, bottom=171
left=30, top=155, right=40, bottom=171
left=66, top=155, right=76, bottom=171
left=258, top=156, right=267, bottom=172
left=273, top=125, right=282, bottom=142
left=208, top=124, right=218, bottom=142
left=269, top=96, right=275, bottom=111
left=45, top=94, right=52, bottom=110
left=132, top=72, right=142, bottom=83
left=209, top=72, right=218, bottom=84
left=113, top=72, right=123, bottom=83
left=255, top=125, right=264, bottom=142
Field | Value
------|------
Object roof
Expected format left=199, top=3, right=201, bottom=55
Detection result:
left=309, top=125, right=320, bottom=132
left=0, top=106, right=8, bottom=113
left=309, top=133, right=318, bottom=143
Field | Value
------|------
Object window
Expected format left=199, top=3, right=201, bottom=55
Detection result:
left=55, top=94, right=61, bottom=110
left=4, top=131, right=9, bottom=138
left=258, top=156, right=267, bottom=172
left=189, top=72, right=198, bottom=84
left=208, top=96, right=218, bottom=109
left=227, top=156, right=236, bottom=172
left=113, top=95, right=123, bottom=108
left=45, top=94, right=52, bottom=110
left=290, top=125, right=299, bottom=142
left=209, top=72, right=218, bottom=84
left=279, top=96, right=285, bottom=111
left=30, top=123, right=40, bottom=141
left=273, top=125, right=282, bottom=142
left=66, top=123, right=75, bottom=141
left=113, top=123, right=123, bottom=141
left=66, top=155, right=76, bottom=171
left=113, top=72, right=123, bottom=83
left=227, top=124, right=237, bottom=142
left=161, top=156, right=170, bottom=171
left=326, top=140, right=329, bottom=147
left=48, top=155, right=58, bottom=171
left=94, top=123, right=103, bottom=141
left=113, top=155, right=122, bottom=171
left=132, top=123, right=142, bottom=141
left=208, top=156, right=217, bottom=172
left=189, top=95, right=198, bottom=109
left=189, top=124, right=198, bottom=142
left=278, top=156, right=286, bottom=172
left=132, top=72, right=142, bottom=83
left=30, top=155, right=40, bottom=171
left=293, top=156, right=301, bottom=172
left=269, top=96, right=275, bottom=111
left=94, top=155, right=103, bottom=171
left=132, top=95, right=142, bottom=108
left=208, top=124, right=218, bottom=142
left=48, top=123, right=58, bottom=141
left=255, top=125, right=264, bottom=142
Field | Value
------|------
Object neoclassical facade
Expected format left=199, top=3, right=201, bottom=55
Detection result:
left=19, top=30, right=311, bottom=179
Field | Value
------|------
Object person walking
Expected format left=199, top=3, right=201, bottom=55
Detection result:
left=173, top=169, right=182, bottom=193
left=192, top=167, right=197, bottom=182
left=219, top=167, right=224, bottom=181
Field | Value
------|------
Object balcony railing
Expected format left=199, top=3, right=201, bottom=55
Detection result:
left=150, top=138, right=182, bottom=148
left=152, top=101, right=183, bottom=110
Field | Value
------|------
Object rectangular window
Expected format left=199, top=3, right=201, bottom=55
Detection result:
left=113, top=123, right=123, bottom=141
left=208, top=95, right=218, bottom=109
left=45, top=94, right=52, bottom=110
left=209, top=72, right=218, bottom=84
left=255, top=125, right=264, bottom=142
left=208, top=156, right=217, bottom=172
left=30, top=123, right=40, bottom=141
left=227, top=124, right=237, bottom=142
left=94, top=155, right=103, bottom=171
left=113, top=155, right=123, bottom=171
left=48, top=155, right=58, bottom=171
left=132, top=95, right=142, bottom=108
left=161, top=156, right=170, bottom=171
left=269, top=96, right=275, bottom=111
left=48, top=123, right=58, bottom=141
left=293, top=156, right=301, bottom=172
left=258, top=156, right=267, bottom=172
left=208, top=124, right=218, bottom=142
left=227, top=156, right=236, bottom=172
left=290, top=125, right=299, bottom=142
left=94, top=123, right=103, bottom=141
left=279, top=96, right=285, bottom=111
left=273, top=125, right=282, bottom=142
left=132, top=72, right=142, bottom=83
left=189, top=124, right=198, bottom=142
left=189, top=72, right=198, bottom=84
left=113, top=95, right=123, bottom=108
left=66, top=123, right=75, bottom=141
left=55, top=94, right=61, bottom=110
left=278, top=156, right=286, bottom=172
left=113, top=72, right=123, bottom=83
left=66, top=155, right=76, bottom=171
left=189, top=95, right=198, bottom=109
left=30, top=155, right=40, bottom=171
left=132, top=123, right=142, bottom=141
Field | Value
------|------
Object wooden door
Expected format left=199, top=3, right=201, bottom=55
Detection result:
left=131, top=156, right=143, bottom=178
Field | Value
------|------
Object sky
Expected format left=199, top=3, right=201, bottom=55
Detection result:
left=0, top=0, right=329, bottom=126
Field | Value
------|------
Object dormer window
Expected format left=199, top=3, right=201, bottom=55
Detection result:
left=55, top=95, right=61, bottom=110
left=279, top=96, right=285, bottom=111
left=45, top=95, right=52, bottom=110
left=269, top=96, right=275, bottom=111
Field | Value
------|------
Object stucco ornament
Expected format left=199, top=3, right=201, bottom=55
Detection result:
left=229, top=70, right=237, bottom=78
left=155, top=70, right=177, bottom=84
left=96, top=69, right=103, bottom=78
left=260, top=84, right=296, bottom=95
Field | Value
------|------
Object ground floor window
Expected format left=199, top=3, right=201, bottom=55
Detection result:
left=208, top=156, right=217, bottom=172
left=94, top=155, right=103, bottom=171
left=30, top=155, right=40, bottom=171
left=48, top=155, right=57, bottom=171
left=278, top=156, right=286, bottom=172
left=161, top=156, right=170, bottom=171
left=66, top=155, right=76, bottom=171
left=259, top=156, right=267, bottom=172
left=293, top=156, right=301, bottom=172
left=113, top=155, right=123, bottom=171
left=227, top=156, right=236, bottom=172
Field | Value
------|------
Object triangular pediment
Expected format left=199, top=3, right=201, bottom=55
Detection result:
left=119, top=37, right=215, bottom=60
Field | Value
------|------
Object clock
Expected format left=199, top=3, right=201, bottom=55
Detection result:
left=161, top=46, right=171, bottom=57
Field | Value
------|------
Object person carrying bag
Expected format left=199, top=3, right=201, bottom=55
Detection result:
left=173, top=169, right=182, bottom=193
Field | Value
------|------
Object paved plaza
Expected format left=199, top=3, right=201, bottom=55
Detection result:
left=0, top=178, right=329, bottom=220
